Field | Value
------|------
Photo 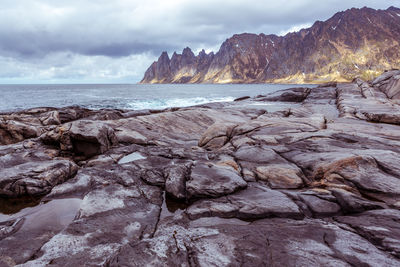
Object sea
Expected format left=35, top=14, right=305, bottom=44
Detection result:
left=0, top=83, right=314, bottom=218
left=0, top=83, right=312, bottom=112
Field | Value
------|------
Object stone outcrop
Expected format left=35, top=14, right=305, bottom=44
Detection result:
left=42, top=120, right=119, bottom=159
left=1, top=70, right=400, bottom=266
left=141, top=7, right=400, bottom=84
left=0, top=140, right=78, bottom=197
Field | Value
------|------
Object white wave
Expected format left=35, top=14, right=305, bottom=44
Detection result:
left=127, top=96, right=235, bottom=110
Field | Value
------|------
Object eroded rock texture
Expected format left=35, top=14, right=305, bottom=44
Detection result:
left=1, top=70, right=400, bottom=266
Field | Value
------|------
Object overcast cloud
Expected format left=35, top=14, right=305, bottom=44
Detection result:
left=0, top=0, right=397, bottom=83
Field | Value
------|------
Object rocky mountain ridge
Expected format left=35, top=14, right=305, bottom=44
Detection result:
left=141, top=6, right=400, bottom=84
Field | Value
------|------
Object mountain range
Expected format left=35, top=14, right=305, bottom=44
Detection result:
left=140, top=6, right=400, bottom=84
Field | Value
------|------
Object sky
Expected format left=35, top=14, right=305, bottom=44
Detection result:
left=0, top=0, right=398, bottom=84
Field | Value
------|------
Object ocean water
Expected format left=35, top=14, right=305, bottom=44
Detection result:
left=0, top=83, right=312, bottom=112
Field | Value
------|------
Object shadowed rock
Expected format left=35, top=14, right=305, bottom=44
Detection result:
left=42, top=120, right=118, bottom=159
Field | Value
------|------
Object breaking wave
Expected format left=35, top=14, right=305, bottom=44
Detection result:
left=127, top=96, right=235, bottom=110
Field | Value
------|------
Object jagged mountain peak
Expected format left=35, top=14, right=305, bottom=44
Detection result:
left=388, top=6, right=400, bottom=12
left=141, top=6, right=400, bottom=84
left=158, top=51, right=170, bottom=62
left=182, top=47, right=194, bottom=56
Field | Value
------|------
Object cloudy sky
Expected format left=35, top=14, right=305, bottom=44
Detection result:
left=0, top=0, right=397, bottom=83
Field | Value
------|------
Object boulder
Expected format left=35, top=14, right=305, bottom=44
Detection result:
left=198, top=122, right=237, bottom=149
left=165, top=165, right=188, bottom=199
left=258, top=87, right=311, bottom=102
left=255, top=164, right=304, bottom=189
left=0, top=160, right=78, bottom=197
left=42, top=120, right=118, bottom=158
left=186, top=162, right=247, bottom=199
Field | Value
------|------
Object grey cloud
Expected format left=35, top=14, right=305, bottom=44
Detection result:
left=0, top=0, right=397, bottom=82
left=0, top=29, right=176, bottom=59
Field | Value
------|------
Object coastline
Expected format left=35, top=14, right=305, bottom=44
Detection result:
left=1, top=70, right=400, bottom=265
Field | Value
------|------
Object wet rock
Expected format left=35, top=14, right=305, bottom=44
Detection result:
left=107, top=221, right=234, bottom=267
left=114, top=127, right=148, bottom=144
left=20, top=187, right=161, bottom=266
left=0, top=159, right=78, bottom=197
left=111, top=108, right=249, bottom=146
left=234, top=145, right=279, bottom=163
left=0, top=198, right=82, bottom=265
left=42, top=120, right=118, bottom=158
left=165, top=165, right=188, bottom=199
left=337, top=82, right=400, bottom=125
left=3, top=71, right=400, bottom=265
left=0, top=108, right=85, bottom=145
left=108, top=217, right=400, bottom=266
left=120, top=155, right=172, bottom=186
left=231, top=136, right=257, bottom=148
left=372, top=70, right=400, bottom=100
left=186, top=162, right=247, bottom=199
left=57, top=106, right=94, bottom=123
left=40, top=110, right=61, bottom=126
left=255, top=164, right=304, bottom=189
left=198, top=122, right=237, bottom=149
left=298, top=194, right=341, bottom=217
left=234, top=96, right=250, bottom=101
left=86, top=153, right=119, bottom=166
left=335, top=209, right=400, bottom=258
left=0, top=218, right=24, bottom=240
left=46, top=166, right=149, bottom=199
left=9, top=166, right=163, bottom=266
left=331, top=188, right=385, bottom=213
left=258, top=87, right=311, bottom=102
left=0, top=119, right=41, bottom=145
left=314, top=155, right=400, bottom=201
left=187, top=184, right=302, bottom=220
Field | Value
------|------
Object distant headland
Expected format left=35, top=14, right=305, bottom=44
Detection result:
left=141, top=6, right=400, bottom=84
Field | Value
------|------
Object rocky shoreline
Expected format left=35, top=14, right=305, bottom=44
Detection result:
left=1, top=70, right=400, bottom=266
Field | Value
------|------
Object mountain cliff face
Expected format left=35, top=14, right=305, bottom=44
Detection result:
left=141, top=6, right=400, bottom=84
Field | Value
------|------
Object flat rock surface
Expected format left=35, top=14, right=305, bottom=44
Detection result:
left=1, top=71, right=400, bottom=266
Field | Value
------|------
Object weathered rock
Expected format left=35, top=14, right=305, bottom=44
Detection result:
left=331, top=188, right=385, bottom=213
left=40, top=110, right=61, bottom=126
left=18, top=185, right=161, bottom=266
left=258, top=87, right=311, bottom=102
left=0, top=160, right=78, bottom=197
left=165, top=165, right=188, bottom=199
left=298, top=194, right=341, bottom=217
left=2, top=71, right=400, bottom=266
left=186, top=162, right=247, bottom=199
left=337, top=82, right=400, bottom=124
left=198, top=122, right=237, bottom=149
left=42, top=120, right=118, bottom=158
left=314, top=155, right=400, bottom=203
left=0, top=198, right=82, bottom=265
left=255, top=164, right=304, bottom=189
left=114, top=127, right=148, bottom=144
left=0, top=119, right=42, bottom=145
left=108, top=217, right=400, bottom=266
left=335, top=209, right=400, bottom=258
left=0, top=165, right=163, bottom=266
left=187, top=184, right=302, bottom=220
left=372, top=70, right=400, bottom=100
